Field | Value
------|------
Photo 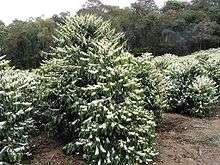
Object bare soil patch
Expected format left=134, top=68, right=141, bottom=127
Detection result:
left=156, top=108, right=220, bottom=165
left=23, top=133, right=85, bottom=165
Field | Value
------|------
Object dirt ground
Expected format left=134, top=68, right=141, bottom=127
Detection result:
left=23, top=133, right=85, bottom=165
left=24, top=109, right=220, bottom=165
left=156, top=109, right=220, bottom=165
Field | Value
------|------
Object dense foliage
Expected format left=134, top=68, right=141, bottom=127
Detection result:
left=0, top=0, right=219, bottom=69
left=79, top=0, right=220, bottom=56
left=0, top=56, right=36, bottom=163
left=134, top=54, right=167, bottom=121
left=188, top=75, right=218, bottom=117
left=158, top=51, right=220, bottom=117
left=0, top=11, right=219, bottom=164
left=0, top=18, right=57, bottom=69
left=38, top=15, right=157, bottom=164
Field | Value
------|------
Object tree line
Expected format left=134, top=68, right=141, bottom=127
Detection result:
left=0, top=0, right=219, bottom=69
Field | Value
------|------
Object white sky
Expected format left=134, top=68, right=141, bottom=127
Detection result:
left=0, top=0, right=176, bottom=24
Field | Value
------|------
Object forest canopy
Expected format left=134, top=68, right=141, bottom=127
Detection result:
left=0, top=0, right=219, bottom=69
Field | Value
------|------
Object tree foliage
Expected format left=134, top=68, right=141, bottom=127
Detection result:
left=79, top=0, right=220, bottom=56
left=0, top=0, right=219, bottom=69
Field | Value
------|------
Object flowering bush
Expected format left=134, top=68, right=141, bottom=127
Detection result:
left=134, top=54, right=168, bottom=122
left=165, top=55, right=219, bottom=117
left=188, top=76, right=218, bottom=117
left=0, top=57, right=36, bottom=163
left=153, top=54, right=178, bottom=72
left=38, top=15, right=157, bottom=164
left=196, top=54, right=220, bottom=93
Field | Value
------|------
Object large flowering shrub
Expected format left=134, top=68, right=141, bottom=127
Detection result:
left=0, top=57, right=36, bottom=163
left=165, top=54, right=219, bottom=117
left=38, top=15, right=157, bottom=164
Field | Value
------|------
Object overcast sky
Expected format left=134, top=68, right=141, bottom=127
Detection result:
left=0, top=0, right=177, bottom=24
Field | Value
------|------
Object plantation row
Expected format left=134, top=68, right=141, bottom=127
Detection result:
left=0, top=15, right=219, bottom=164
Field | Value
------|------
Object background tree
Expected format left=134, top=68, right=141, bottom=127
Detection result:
left=0, top=0, right=219, bottom=69
left=0, top=21, right=7, bottom=56
left=131, top=0, right=158, bottom=15
left=52, top=12, right=70, bottom=24
left=4, top=18, right=56, bottom=69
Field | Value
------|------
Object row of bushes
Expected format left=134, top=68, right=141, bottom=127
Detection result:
left=153, top=53, right=220, bottom=117
left=0, top=57, right=36, bottom=163
left=0, top=15, right=219, bottom=164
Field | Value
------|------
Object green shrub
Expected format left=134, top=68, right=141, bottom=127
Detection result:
left=188, top=76, right=218, bottom=117
left=0, top=57, right=36, bottom=163
left=165, top=57, right=219, bottom=117
left=153, top=54, right=178, bottom=72
left=196, top=54, right=220, bottom=92
left=38, top=15, right=157, bottom=164
left=63, top=63, right=157, bottom=164
left=166, top=59, right=200, bottom=112
left=135, top=54, right=168, bottom=121
left=37, top=58, right=79, bottom=140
